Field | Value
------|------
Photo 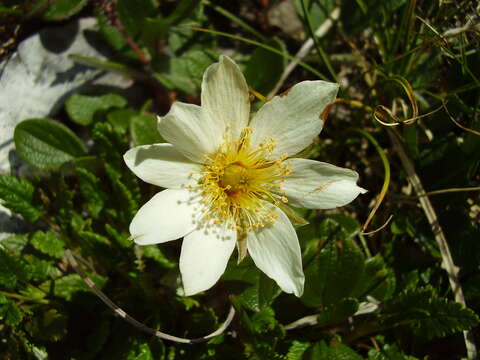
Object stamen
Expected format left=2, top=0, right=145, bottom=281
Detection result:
left=196, top=127, right=291, bottom=232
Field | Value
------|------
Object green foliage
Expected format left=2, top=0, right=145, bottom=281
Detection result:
left=75, top=167, right=107, bottom=217
left=30, top=231, right=65, bottom=259
left=382, top=286, right=479, bottom=340
left=316, top=298, right=359, bottom=327
left=3, top=1, right=480, bottom=359
left=368, top=343, right=420, bottom=360
left=66, top=93, right=128, bottom=126
left=244, top=37, right=286, bottom=95
left=43, top=0, right=89, bottom=21
left=307, top=341, right=363, bottom=360
left=14, top=118, right=87, bottom=169
left=0, top=248, right=30, bottom=289
left=302, top=216, right=365, bottom=307
left=286, top=341, right=310, bottom=360
left=130, top=114, right=164, bottom=146
left=51, top=273, right=107, bottom=301
left=0, top=175, right=42, bottom=222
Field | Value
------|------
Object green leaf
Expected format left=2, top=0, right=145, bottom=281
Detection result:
left=75, top=167, right=107, bottom=217
left=302, top=218, right=365, bottom=307
left=383, top=286, right=480, bottom=340
left=97, top=12, right=127, bottom=51
left=286, top=341, right=310, bottom=360
left=43, top=0, right=88, bottom=21
left=53, top=273, right=107, bottom=301
left=236, top=271, right=281, bottom=311
left=140, top=245, right=175, bottom=269
left=14, top=118, right=87, bottom=169
left=126, top=342, right=154, bottom=360
left=117, top=0, right=156, bottom=37
left=25, top=308, right=68, bottom=342
left=130, top=114, right=164, bottom=146
left=0, top=248, right=30, bottom=289
left=0, top=234, right=29, bottom=254
left=351, top=256, right=396, bottom=301
left=66, top=93, right=127, bottom=126
left=244, top=37, right=286, bottom=95
left=0, top=175, right=42, bottom=222
left=294, top=0, right=337, bottom=30
left=105, top=163, right=139, bottom=220
left=155, top=50, right=214, bottom=94
left=24, top=255, right=56, bottom=282
left=30, top=231, right=65, bottom=259
left=107, top=108, right=137, bottom=134
left=368, top=343, right=420, bottom=360
left=308, top=342, right=363, bottom=360
left=317, top=298, right=359, bottom=327
left=70, top=54, right=146, bottom=79
left=1, top=300, right=24, bottom=326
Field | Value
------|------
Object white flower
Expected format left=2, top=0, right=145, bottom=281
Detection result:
left=124, top=56, right=365, bottom=297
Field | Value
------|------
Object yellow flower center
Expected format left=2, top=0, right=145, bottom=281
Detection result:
left=220, top=163, right=249, bottom=191
left=194, top=127, right=290, bottom=232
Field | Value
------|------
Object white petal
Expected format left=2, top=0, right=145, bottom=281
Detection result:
left=130, top=189, right=199, bottom=245
left=201, top=55, right=250, bottom=140
left=123, top=143, right=201, bottom=189
left=247, top=204, right=304, bottom=297
left=282, top=158, right=366, bottom=209
left=180, top=223, right=236, bottom=296
left=158, top=102, right=223, bottom=162
left=249, top=81, right=339, bottom=158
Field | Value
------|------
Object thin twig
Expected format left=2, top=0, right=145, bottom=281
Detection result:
left=65, top=250, right=235, bottom=344
left=267, top=7, right=341, bottom=98
left=387, top=129, right=477, bottom=360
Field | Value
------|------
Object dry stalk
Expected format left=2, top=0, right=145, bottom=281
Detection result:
left=65, top=250, right=235, bottom=344
left=387, top=129, right=477, bottom=360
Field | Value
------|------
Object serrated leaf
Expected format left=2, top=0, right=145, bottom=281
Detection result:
left=302, top=219, right=365, bottom=307
left=309, top=341, right=363, bottom=360
left=351, top=256, right=396, bottom=301
left=383, top=286, right=480, bottom=340
left=130, top=114, right=164, bottom=146
left=317, top=298, right=359, bottom=327
left=105, top=224, right=132, bottom=248
left=43, top=0, right=88, bottom=20
left=105, top=163, right=139, bottom=220
left=0, top=248, right=30, bottom=289
left=107, top=108, right=137, bottom=134
left=53, top=273, right=107, bottom=301
left=1, top=300, right=23, bottom=326
left=66, top=93, right=127, bottom=126
left=31, top=231, right=65, bottom=259
left=14, top=118, right=87, bottom=169
left=75, top=168, right=107, bottom=217
left=0, top=175, right=42, bottom=222
left=368, top=344, right=420, bottom=360
left=24, top=255, right=56, bottom=282
left=140, top=245, right=175, bottom=268
left=286, top=341, right=310, bottom=360
left=25, top=308, right=68, bottom=342
left=0, top=234, right=29, bottom=254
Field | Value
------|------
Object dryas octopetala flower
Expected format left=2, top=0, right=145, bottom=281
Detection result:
left=124, top=56, right=365, bottom=297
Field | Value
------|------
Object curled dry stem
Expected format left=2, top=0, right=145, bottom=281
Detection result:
left=65, top=250, right=235, bottom=344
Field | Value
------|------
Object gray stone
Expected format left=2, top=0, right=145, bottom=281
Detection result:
left=0, top=17, right=133, bottom=239
left=0, top=17, right=132, bottom=175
